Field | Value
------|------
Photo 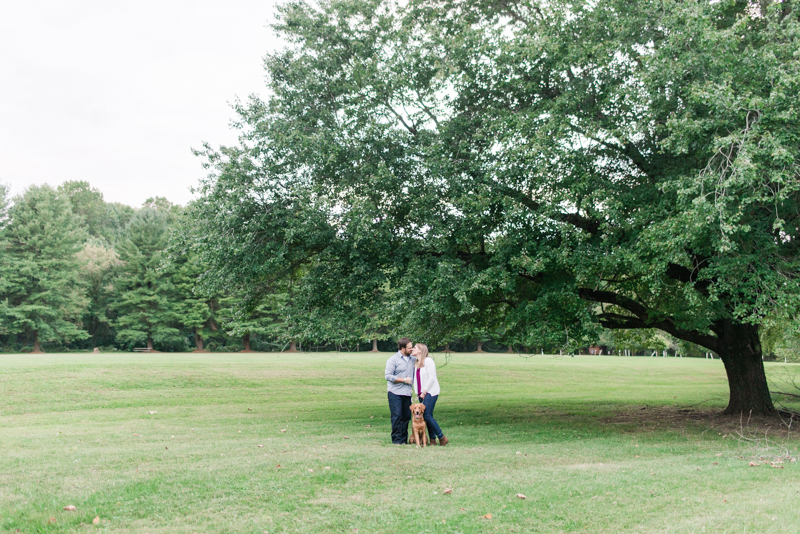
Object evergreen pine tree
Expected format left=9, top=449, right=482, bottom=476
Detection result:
left=0, top=185, right=89, bottom=352
left=111, top=206, right=182, bottom=351
left=218, top=293, right=289, bottom=352
left=172, top=253, right=222, bottom=352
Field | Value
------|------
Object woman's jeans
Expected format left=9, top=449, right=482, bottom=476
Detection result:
left=422, top=394, right=444, bottom=440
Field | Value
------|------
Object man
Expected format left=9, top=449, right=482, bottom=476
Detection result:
left=385, top=337, right=416, bottom=444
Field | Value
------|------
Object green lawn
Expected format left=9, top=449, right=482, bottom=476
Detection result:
left=1, top=352, right=799, bottom=533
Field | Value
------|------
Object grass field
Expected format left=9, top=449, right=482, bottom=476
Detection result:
left=1, top=352, right=800, bottom=533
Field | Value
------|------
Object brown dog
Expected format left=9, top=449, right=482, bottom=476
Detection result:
left=410, top=403, right=429, bottom=447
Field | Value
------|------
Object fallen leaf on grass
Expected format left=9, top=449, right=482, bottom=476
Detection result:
left=276, top=464, right=281, bottom=468
left=482, top=513, right=492, bottom=519
left=93, top=516, right=100, bottom=525
left=590, top=496, right=599, bottom=500
left=148, top=411, right=156, bottom=415
left=133, top=433, right=141, bottom=437
left=308, top=469, right=314, bottom=472
left=258, top=445, right=264, bottom=448
left=63, top=505, right=76, bottom=511
left=770, top=463, right=784, bottom=469
left=343, top=436, right=349, bottom=439
left=716, top=453, right=723, bottom=457
left=713, top=462, right=719, bottom=465
left=324, top=466, right=331, bottom=469
left=365, top=425, right=372, bottom=427
left=280, top=429, right=286, bottom=433
left=516, top=452, right=521, bottom=455
left=460, top=508, right=466, bottom=511
left=443, top=488, right=452, bottom=494
left=749, top=462, right=759, bottom=467
left=248, top=408, right=252, bottom=411
left=516, top=494, right=526, bottom=499
left=49, top=517, right=56, bottom=523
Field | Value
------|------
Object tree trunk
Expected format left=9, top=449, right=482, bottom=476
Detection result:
left=242, top=333, right=251, bottom=352
left=475, top=341, right=485, bottom=353
left=715, top=321, right=775, bottom=415
left=147, top=336, right=154, bottom=351
left=506, top=345, right=514, bottom=353
left=285, top=340, right=298, bottom=353
left=32, top=331, right=44, bottom=353
left=444, top=343, right=450, bottom=353
left=195, top=328, right=204, bottom=351
left=371, top=338, right=379, bottom=352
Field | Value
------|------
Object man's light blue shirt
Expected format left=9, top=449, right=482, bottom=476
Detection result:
left=385, top=351, right=416, bottom=395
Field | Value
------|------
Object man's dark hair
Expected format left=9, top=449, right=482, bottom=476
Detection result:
left=397, top=337, right=412, bottom=351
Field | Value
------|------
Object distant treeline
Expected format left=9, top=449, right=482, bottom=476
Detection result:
left=0, top=181, right=798, bottom=359
left=0, top=182, right=285, bottom=353
left=0, top=181, right=490, bottom=353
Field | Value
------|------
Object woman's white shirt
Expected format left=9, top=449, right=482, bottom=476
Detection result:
left=414, top=357, right=441, bottom=397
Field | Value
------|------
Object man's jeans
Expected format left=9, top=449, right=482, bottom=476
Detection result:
left=422, top=394, right=444, bottom=440
left=388, top=392, right=412, bottom=444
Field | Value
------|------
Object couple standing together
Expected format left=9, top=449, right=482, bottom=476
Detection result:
left=384, top=338, right=449, bottom=446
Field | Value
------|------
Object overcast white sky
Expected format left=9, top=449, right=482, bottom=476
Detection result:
left=0, top=0, right=283, bottom=207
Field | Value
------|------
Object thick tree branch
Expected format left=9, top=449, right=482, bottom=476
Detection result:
left=665, top=262, right=711, bottom=296
left=495, top=184, right=602, bottom=234
left=579, top=287, right=719, bottom=351
left=384, top=103, right=418, bottom=135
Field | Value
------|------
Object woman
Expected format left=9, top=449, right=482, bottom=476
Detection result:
left=412, top=343, right=448, bottom=446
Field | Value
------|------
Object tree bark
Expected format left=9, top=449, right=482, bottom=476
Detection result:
left=475, top=341, right=485, bottom=353
left=147, top=336, right=154, bottom=351
left=285, top=340, right=298, bottom=353
left=715, top=321, right=775, bottom=415
left=242, top=333, right=252, bottom=352
left=32, top=331, right=44, bottom=353
left=371, top=338, right=379, bottom=352
left=195, top=328, right=204, bottom=351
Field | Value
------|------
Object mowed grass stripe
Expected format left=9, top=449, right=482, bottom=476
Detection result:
left=1, top=353, right=798, bottom=533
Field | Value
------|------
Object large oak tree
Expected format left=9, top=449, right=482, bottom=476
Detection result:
left=188, top=0, right=800, bottom=413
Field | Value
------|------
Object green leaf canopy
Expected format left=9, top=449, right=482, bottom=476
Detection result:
left=188, top=0, right=800, bottom=413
